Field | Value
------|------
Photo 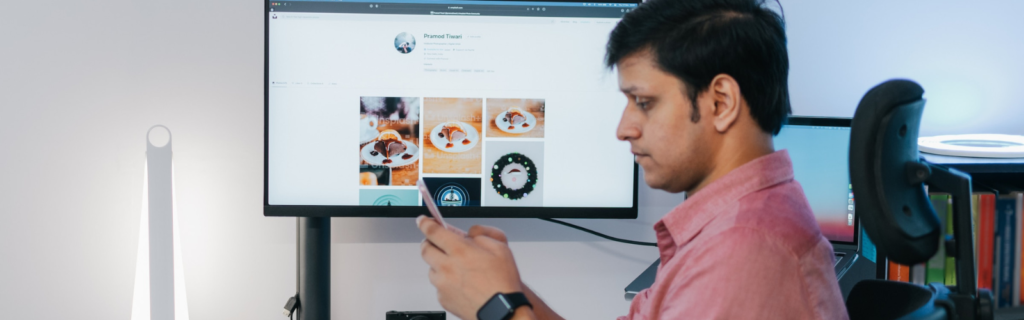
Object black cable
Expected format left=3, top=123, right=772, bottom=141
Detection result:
left=539, top=218, right=657, bottom=247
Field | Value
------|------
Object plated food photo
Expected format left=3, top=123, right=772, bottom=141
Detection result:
left=494, top=106, right=537, bottom=134
left=421, top=97, right=484, bottom=174
left=358, top=96, right=421, bottom=186
left=361, top=129, right=420, bottom=167
left=485, top=98, right=545, bottom=138
left=429, top=121, right=480, bottom=153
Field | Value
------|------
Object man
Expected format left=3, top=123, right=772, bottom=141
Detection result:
left=416, top=0, right=849, bottom=319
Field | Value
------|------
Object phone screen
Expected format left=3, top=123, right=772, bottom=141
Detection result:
left=417, top=179, right=448, bottom=229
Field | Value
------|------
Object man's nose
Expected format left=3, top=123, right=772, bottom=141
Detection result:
left=616, top=107, right=640, bottom=141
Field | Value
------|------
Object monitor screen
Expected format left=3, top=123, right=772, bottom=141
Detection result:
left=774, top=117, right=856, bottom=243
left=264, top=0, right=640, bottom=217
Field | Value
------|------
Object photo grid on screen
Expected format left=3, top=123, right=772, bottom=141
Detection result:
left=357, top=96, right=547, bottom=209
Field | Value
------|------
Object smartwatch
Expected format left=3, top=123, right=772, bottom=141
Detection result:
left=477, top=292, right=532, bottom=320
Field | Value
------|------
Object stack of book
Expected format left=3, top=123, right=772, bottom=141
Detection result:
left=886, top=192, right=1024, bottom=308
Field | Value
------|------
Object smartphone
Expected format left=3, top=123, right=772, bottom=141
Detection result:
left=417, top=179, right=448, bottom=229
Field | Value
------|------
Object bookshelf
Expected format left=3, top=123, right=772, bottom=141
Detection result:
left=903, top=154, right=1024, bottom=318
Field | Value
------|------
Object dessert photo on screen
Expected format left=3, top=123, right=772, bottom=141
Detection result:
left=486, top=98, right=545, bottom=138
left=422, top=177, right=482, bottom=207
left=359, top=97, right=421, bottom=186
left=483, top=141, right=544, bottom=207
left=359, top=164, right=392, bottom=186
left=359, top=189, right=419, bottom=206
left=422, top=97, right=483, bottom=174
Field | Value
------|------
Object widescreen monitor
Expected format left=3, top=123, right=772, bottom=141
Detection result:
left=774, top=117, right=857, bottom=244
left=264, top=0, right=640, bottom=218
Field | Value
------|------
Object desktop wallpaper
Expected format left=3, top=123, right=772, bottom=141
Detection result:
left=774, top=125, right=856, bottom=242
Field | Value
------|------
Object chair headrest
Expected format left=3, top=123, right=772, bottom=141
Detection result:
left=850, top=79, right=941, bottom=265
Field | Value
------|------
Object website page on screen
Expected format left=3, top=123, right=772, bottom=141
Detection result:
left=267, top=1, right=637, bottom=209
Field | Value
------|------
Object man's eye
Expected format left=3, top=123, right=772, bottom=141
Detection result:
left=635, top=99, right=650, bottom=110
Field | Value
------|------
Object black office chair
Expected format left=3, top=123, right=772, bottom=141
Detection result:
left=845, top=79, right=993, bottom=320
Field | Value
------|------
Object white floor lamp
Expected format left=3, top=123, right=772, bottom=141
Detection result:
left=131, top=125, right=190, bottom=320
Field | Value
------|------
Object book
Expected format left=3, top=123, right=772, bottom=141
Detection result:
left=973, top=194, right=980, bottom=280
left=911, top=263, right=927, bottom=285
left=979, top=194, right=996, bottom=290
left=945, top=195, right=956, bottom=286
left=889, top=260, right=911, bottom=282
left=861, top=227, right=876, bottom=263
left=928, top=194, right=949, bottom=284
left=996, top=195, right=1018, bottom=307
left=1017, top=193, right=1024, bottom=305
left=1017, top=192, right=1023, bottom=306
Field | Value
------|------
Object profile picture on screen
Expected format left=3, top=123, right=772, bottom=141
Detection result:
left=486, top=98, right=545, bottom=138
left=422, top=98, right=483, bottom=174
left=359, top=97, right=420, bottom=186
left=394, top=32, right=416, bottom=54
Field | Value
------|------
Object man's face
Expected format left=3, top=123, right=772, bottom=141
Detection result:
left=615, top=52, right=713, bottom=193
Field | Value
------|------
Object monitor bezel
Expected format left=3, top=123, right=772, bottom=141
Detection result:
left=263, top=0, right=641, bottom=218
left=783, top=116, right=858, bottom=246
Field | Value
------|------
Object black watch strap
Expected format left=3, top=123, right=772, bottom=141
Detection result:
left=477, top=292, right=533, bottom=320
left=503, top=292, right=532, bottom=310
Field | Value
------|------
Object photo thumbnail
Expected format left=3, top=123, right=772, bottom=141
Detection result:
left=359, top=165, right=391, bottom=186
left=484, top=141, right=544, bottom=207
left=486, top=98, right=545, bottom=138
left=359, top=97, right=420, bottom=186
left=394, top=32, right=416, bottom=54
left=359, top=189, right=419, bottom=206
left=423, top=177, right=482, bottom=207
left=422, top=98, right=483, bottom=174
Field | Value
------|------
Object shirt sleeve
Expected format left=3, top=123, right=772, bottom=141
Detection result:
left=618, top=287, right=650, bottom=320
left=655, top=227, right=817, bottom=319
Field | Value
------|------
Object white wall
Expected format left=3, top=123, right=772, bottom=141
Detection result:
left=785, top=0, right=1024, bottom=136
left=1, top=0, right=1021, bottom=319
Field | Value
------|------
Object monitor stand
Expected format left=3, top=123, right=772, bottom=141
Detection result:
left=624, top=259, right=660, bottom=300
left=297, top=217, right=331, bottom=320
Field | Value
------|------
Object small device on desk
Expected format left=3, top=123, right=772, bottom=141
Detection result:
left=386, top=310, right=445, bottom=320
left=625, top=116, right=872, bottom=299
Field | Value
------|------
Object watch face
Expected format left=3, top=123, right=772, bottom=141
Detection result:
left=478, top=294, right=513, bottom=320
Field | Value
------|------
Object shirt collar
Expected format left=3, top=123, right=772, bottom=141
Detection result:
left=655, top=150, right=796, bottom=249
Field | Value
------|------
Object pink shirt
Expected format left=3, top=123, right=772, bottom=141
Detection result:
left=619, top=150, right=848, bottom=320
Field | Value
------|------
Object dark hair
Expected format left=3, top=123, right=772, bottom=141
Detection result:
left=605, top=0, right=790, bottom=135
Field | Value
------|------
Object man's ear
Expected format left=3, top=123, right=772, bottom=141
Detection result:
left=708, top=74, right=743, bottom=133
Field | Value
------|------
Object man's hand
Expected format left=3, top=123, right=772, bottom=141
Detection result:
left=417, top=216, right=525, bottom=320
left=466, top=225, right=564, bottom=320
